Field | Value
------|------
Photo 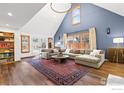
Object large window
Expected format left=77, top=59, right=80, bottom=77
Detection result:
left=72, top=6, right=81, bottom=25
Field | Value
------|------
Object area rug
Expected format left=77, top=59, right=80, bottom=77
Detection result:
left=27, top=59, right=89, bottom=85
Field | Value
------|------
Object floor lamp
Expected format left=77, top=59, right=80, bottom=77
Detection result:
left=113, top=37, right=124, bottom=63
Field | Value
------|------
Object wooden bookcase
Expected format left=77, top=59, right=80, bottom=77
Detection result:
left=0, top=32, right=14, bottom=64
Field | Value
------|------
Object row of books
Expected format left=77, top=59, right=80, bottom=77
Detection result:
left=0, top=43, right=14, bottom=48
left=0, top=53, right=14, bottom=58
left=0, top=49, right=14, bottom=53
left=0, top=33, right=14, bottom=37
left=0, top=37, right=14, bottom=41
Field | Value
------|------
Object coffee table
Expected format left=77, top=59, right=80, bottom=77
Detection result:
left=51, top=55, right=69, bottom=63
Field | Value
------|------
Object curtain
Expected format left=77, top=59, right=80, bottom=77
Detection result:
left=63, top=33, right=67, bottom=48
left=89, top=27, right=97, bottom=50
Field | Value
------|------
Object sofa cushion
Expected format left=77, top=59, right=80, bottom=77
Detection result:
left=41, top=49, right=53, bottom=53
left=69, top=49, right=80, bottom=54
left=41, top=49, right=47, bottom=52
left=99, top=50, right=104, bottom=54
left=68, top=53, right=81, bottom=56
left=60, top=49, right=66, bottom=52
left=72, top=50, right=80, bottom=54
left=69, top=49, right=73, bottom=53
left=49, top=52, right=58, bottom=56
left=53, top=49, right=59, bottom=53
left=85, top=50, right=93, bottom=54
left=75, top=55, right=100, bottom=63
left=80, top=49, right=85, bottom=54
left=74, top=50, right=80, bottom=54
left=95, top=54, right=101, bottom=59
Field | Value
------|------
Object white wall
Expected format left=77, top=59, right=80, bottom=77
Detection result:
left=20, top=32, right=49, bottom=58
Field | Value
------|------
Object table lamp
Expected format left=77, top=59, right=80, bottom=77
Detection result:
left=112, top=37, right=124, bottom=63
left=113, top=37, right=124, bottom=48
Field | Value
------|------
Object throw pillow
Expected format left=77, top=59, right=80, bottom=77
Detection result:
left=65, top=49, right=71, bottom=53
left=80, top=49, right=85, bottom=54
left=90, top=52, right=96, bottom=56
left=53, top=49, right=59, bottom=53
left=90, top=50, right=101, bottom=57
left=73, top=50, right=80, bottom=54
left=60, top=49, right=66, bottom=52
left=93, top=50, right=101, bottom=55
left=85, top=50, right=93, bottom=54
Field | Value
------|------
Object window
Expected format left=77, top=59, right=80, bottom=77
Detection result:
left=72, top=6, right=81, bottom=25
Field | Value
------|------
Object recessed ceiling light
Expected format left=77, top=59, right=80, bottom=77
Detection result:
left=8, top=12, right=13, bottom=16
left=6, top=24, right=9, bottom=27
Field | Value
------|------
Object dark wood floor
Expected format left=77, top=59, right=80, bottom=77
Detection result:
left=0, top=58, right=124, bottom=85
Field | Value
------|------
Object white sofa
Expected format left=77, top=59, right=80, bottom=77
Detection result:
left=75, top=50, right=105, bottom=68
left=40, top=49, right=59, bottom=59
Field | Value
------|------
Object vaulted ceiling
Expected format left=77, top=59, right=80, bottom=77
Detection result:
left=94, top=3, right=124, bottom=17
left=0, top=3, right=124, bottom=32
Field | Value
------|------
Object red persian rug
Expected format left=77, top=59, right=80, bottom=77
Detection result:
left=28, top=59, right=89, bottom=85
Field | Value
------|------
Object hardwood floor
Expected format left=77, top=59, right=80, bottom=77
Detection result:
left=0, top=58, right=124, bottom=85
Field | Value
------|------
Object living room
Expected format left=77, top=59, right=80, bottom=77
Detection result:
left=0, top=1, right=124, bottom=93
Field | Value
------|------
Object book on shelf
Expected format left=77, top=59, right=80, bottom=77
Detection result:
left=0, top=32, right=14, bottom=63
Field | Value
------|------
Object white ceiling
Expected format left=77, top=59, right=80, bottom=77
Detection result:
left=94, top=3, right=124, bottom=17
left=0, top=3, right=46, bottom=30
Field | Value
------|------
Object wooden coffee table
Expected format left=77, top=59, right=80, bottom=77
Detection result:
left=51, top=55, right=69, bottom=63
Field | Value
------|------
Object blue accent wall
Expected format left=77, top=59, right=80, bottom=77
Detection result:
left=54, top=3, right=124, bottom=57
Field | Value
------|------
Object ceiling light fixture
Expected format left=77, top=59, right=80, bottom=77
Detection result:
left=8, top=12, right=13, bottom=16
left=50, top=3, right=72, bottom=13
left=6, top=24, right=9, bottom=27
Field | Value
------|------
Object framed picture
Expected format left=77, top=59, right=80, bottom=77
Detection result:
left=21, top=35, right=30, bottom=53
left=32, top=37, right=42, bottom=50
left=72, top=6, right=81, bottom=25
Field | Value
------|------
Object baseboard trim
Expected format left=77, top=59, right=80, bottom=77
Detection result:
left=21, top=56, right=35, bottom=59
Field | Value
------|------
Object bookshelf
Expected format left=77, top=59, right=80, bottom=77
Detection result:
left=0, top=32, right=14, bottom=64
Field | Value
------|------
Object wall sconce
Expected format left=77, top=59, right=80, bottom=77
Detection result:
left=107, top=27, right=110, bottom=34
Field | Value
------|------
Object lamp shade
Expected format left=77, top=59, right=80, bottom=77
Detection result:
left=113, top=37, right=124, bottom=43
